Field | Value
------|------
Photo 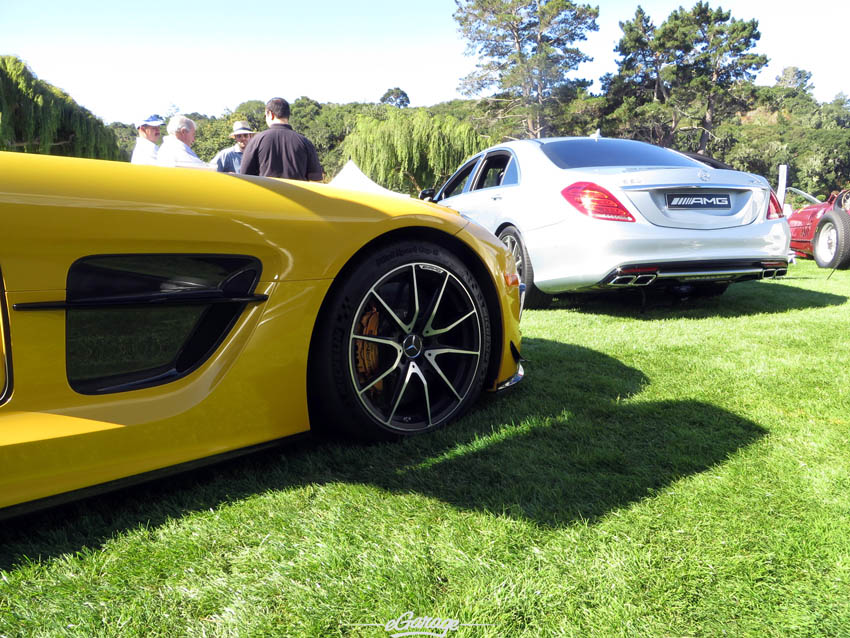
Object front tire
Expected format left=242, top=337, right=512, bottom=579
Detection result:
left=497, top=225, right=552, bottom=309
left=813, top=210, right=850, bottom=269
left=309, top=241, right=492, bottom=440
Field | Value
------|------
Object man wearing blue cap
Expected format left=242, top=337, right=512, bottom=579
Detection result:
left=130, top=115, right=164, bottom=165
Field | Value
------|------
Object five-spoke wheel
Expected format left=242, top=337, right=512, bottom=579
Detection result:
left=309, top=241, right=491, bottom=439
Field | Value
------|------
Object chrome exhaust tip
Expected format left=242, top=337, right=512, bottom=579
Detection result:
left=610, top=275, right=636, bottom=286
left=633, top=274, right=657, bottom=286
left=608, top=272, right=658, bottom=287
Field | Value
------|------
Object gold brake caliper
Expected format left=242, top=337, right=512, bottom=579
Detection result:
left=355, top=304, right=383, bottom=392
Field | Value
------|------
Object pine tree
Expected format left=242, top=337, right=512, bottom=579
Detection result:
left=454, top=0, right=598, bottom=138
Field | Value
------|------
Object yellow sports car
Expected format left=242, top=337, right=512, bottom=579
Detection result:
left=0, top=153, right=523, bottom=518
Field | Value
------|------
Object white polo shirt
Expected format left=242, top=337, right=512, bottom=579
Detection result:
left=130, top=137, right=159, bottom=165
left=156, top=136, right=207, bottom=169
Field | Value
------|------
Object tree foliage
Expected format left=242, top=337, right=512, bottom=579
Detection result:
left=380, top=88, right=410, bottom=108
left=0, top=56, right=120, bottom=159
left=292, top=99, right=385, bottom=178
left=6, top=1, right=850, bottom=200
left=606, top=3, right=766, bottom=152
left=234, top=100, right=267, bottom=132
left=454, top=0, right=598, bottom=139
left=343, top=108, right=486, bottom=193
left=107, top=122, right=138, bottom=161
left=193, top=115, right=233, bottom=163
left=775, top=66, right=813, bottom=93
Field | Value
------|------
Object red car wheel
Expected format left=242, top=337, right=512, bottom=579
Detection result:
left=813, top=209, right=850, bottom=269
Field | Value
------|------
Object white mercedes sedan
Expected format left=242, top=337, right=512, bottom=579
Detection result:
left=424, top=137, right=791, bottom=308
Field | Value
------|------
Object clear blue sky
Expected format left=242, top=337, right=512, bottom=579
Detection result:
left=2, top=0, right=847, bottom=125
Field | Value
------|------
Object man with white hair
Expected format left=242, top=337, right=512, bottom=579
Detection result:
left=157, top=115, right=207, bottom=168
left=130, top=114, right=164, bottom=165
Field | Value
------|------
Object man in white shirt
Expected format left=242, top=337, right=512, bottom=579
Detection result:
left=130, top=115, right=164, bottom=165
left=157, top=115, right=207, bottom=168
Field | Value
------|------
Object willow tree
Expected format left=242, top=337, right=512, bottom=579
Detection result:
left=342, top=108, right=486, bottom=193
left=0, top=55, right=120, bottom=159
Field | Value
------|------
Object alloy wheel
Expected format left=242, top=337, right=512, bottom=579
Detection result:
left=348, top=262, right=483, bottom=432
left=500, top=234, right=524, bottom=280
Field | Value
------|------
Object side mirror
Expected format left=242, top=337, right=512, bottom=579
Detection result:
left=783, top=203, right=793, bottom=217
left=419, top=188, right=436, bottom=201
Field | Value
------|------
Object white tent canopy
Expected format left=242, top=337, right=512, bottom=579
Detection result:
left=329, top=160, right=410, bottom=199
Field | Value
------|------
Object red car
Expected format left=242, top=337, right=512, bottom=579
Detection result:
left=786, top=187, right=850, bottom=269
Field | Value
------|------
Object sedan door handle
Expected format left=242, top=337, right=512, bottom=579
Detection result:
left=491, top=195, right=503, bottom=201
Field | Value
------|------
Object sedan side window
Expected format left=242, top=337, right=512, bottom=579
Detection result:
left=472, top=153, right=517, bottom=190
left=501, top=156, right=519, bottom=186
left=438, top=158, right=479, bottom=200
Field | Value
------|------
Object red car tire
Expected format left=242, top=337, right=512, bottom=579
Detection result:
left=813, top=209, right=850, bottom=269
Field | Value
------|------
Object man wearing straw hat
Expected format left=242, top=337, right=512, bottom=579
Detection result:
left=209, top=121, right=256, bottom=173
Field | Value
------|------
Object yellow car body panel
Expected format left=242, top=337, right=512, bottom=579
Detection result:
left=0, top=153, right=521, bottom=513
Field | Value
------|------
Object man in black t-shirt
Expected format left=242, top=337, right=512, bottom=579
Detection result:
left=240, top=97, right=324, bottom=181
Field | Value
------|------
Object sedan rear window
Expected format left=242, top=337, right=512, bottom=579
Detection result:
left=540, top=139, right=703, bottom=170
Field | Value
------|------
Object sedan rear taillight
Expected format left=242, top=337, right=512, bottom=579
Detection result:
left=767, top=191, right=784, bottom=219
left=561, top=182, right=636, bottom=222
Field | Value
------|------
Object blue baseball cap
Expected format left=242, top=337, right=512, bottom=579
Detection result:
left=136, top=115, right=165, bottom=128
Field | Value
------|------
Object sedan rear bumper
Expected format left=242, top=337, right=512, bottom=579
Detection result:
left=526, top=216, right=791, bottom=294
left=600, top=259, right=788, bottom=289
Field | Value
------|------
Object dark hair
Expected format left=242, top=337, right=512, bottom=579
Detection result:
left=265, top=97, right=290, bottom=120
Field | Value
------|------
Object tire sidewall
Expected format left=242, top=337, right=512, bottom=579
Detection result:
left=314, top=240, right=492, bottom=439
left=497, top=226, right=530, bottom=283
left=814, top=210, right=850, bottom=269
left=497, top=225, right=552, bottom=309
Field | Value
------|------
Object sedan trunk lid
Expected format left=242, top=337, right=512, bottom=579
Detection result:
left=594, top=167, right=770, bottom=230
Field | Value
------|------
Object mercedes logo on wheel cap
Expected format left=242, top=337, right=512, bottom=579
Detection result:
left=402, top=334, right=423, bottom=358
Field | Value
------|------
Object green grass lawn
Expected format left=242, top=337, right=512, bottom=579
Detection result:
left=2, top=259, right=849, bottom=637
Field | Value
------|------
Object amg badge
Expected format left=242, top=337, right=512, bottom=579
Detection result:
left=666, top=193, right=731, bottom=209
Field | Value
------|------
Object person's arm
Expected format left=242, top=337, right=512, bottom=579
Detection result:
left=177, top=146, right=210, bottom=169
left=209, top=150, right=225, bottom=172
left=240, top=138, right=260, bottom=176
left=305, top=140, right=324, bottom=182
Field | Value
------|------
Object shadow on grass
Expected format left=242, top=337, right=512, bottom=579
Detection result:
left=0, top=339, right=766, bottom=570
left=548, top=280, right=846, bottom=319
